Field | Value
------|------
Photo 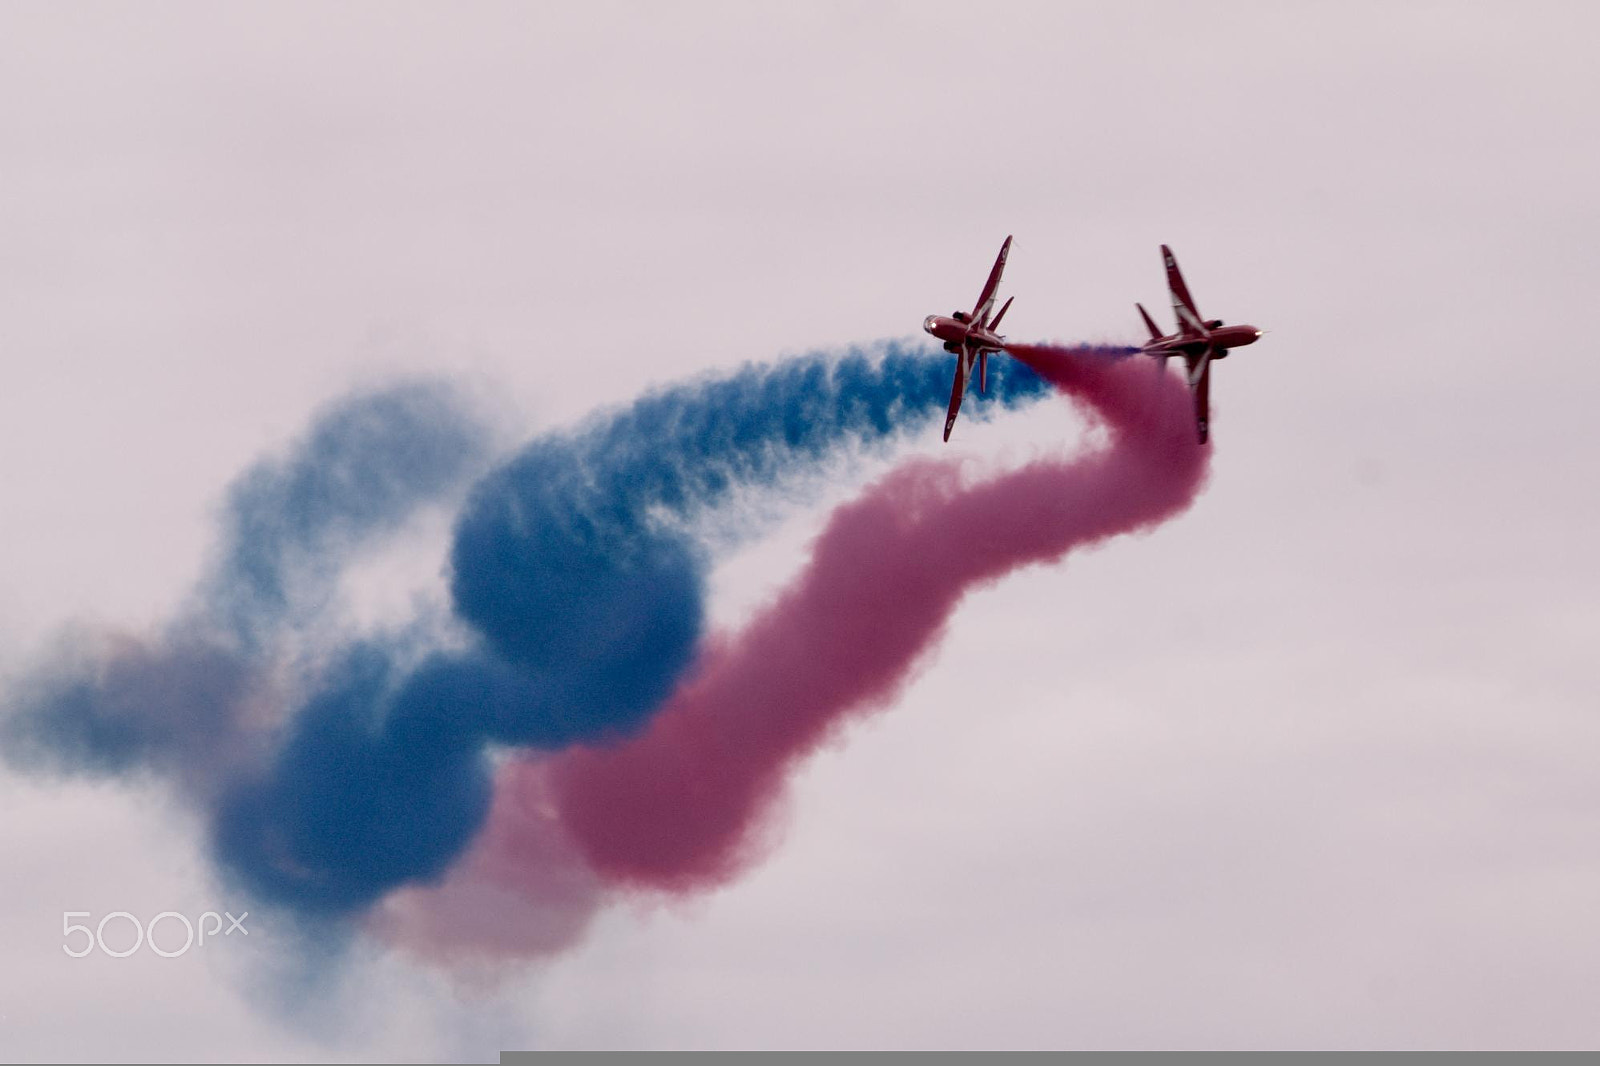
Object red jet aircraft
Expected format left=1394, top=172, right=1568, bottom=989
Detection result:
left=923, top=235, right=1014, bottom=442
left=1137, top=245, right=1263, bottom=443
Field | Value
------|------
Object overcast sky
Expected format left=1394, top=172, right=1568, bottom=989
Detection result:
left=2, top=2, right=1598, bottom=1060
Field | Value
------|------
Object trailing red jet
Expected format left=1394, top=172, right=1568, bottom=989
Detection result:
left=1137, top=245, right=1263, bottom=443
left=923, top=235, right=1014, bottom=442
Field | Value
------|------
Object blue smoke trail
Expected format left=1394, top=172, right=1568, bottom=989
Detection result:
left=207, top=381, right=496, bottom=649
left=1, top=381, right=492, bottom=782
left=213, top=343, right=1048, bottom=913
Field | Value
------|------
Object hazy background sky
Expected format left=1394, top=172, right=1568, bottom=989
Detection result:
left=2, top=1, right=1597, bottom=1059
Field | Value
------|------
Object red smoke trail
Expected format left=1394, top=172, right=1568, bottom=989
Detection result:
left=387, top=345, right=1208, bottom=953
left=548, top=345, right=1208, bottom=891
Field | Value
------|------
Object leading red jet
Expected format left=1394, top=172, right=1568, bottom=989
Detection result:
left=923, top=235, right=1015, bottom=442
left=1136, top=245, right=1264, bottom=443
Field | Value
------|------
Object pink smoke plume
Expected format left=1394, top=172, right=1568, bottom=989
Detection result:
left=372, top=758, right=603, bottom=966
left=384, top=345, right=1209, bottom=955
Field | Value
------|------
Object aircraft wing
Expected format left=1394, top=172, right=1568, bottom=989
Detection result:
left=943, top=343, right=973, bottom=442
left=1188, top=350, right=1212, bottom=443
left=970, top=235, right=1013, bottom=327
left=1162, top=244, right=1208, bottom=339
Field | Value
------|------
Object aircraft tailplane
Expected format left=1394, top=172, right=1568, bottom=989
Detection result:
left=989, top=296, right=1013, bottom=334
left=1136, top=302, right=1162, bottom=341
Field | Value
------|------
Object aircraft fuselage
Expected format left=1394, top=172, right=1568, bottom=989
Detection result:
left=1141, top=323, right=1262, bottom=360
left=923, top=314, right=1004, bottom=353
